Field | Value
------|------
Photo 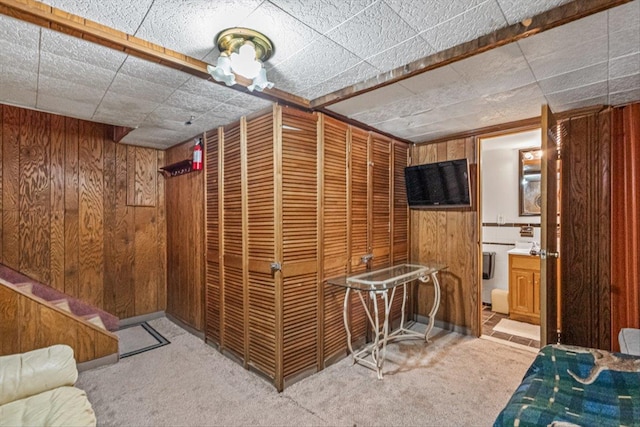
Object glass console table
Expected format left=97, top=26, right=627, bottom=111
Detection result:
left=327, top=263, right=446, bottom=379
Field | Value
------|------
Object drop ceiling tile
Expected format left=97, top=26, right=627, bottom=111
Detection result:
left=40, top=29, right=127, bottom=71
left=135, top=0, right=261, bottom=60
left=163, top=89, right=223, bottom=115
left=121, top=126, right=192, bottom=149
left=39, top=51, right=117, bottom=92
left=538, top=62, right=608, bottom=95
left=522, top=37, right=608, bottom=80
left=0, top=14, right=40, bottom=47
left=325, top=2, right=417, bottom=60
left=204, top=101, right=252, bottom=120
left=365, top=35, right=435, bottom=74
left=608, top=0, right=639, bottom=31
left=394, top=117, right=470, bottom=142
left=239, top=1, right=321, bottom=67
left=420, top=1, right=507, bottom=52
left=609, top=73, right=640, bottom=94
left=107, top=73, right=176, bottom=103
left=552, top=95, right=609, bottom=113
left=186, top=110, right=233, bottom=134
left=385, top=0, right=485, bottom=33
left=299, top=61, right=379, bottom=100
left=37, top=74, right=106, bottom=106
left=546, top=81, right=609, bottom=106
left=225, top=92, right=273, bottom=111
left=142, top=105, right=196, bottom=131
left=518, top=13, right=607, bottom=61
left=177, top=77, right=238, bottom=103
left=94, top=92, right=159, bottom=125
left=0, top=66, right=37, bottom=108
left=609, top=87, right=640, bottom=106
left=496, top=0, right=574, bottom=25
left=0, top=40, right=39, bottom=72
left=482, top=83, right=547, bottom=120
left=117, top=56, right=191, bottom=89
left=398, top=65, right=465, bottom=95
left=270, top=37, right=362, bottom=94
left=36, top=94, right=97, bottom=121
left=39, top=0, right=154, bottom=34
left=327, top=82, right=415, bottom=117
left=450, top=43, right=536, bottom=95
left=609, top=27, right=640, bottom=60
left=269, top=0, right=376, bottom=34
left=610, top=53, right=640, bottom=80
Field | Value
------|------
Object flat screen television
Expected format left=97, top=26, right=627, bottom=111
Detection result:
left=404, top=158, right=471, bottom=208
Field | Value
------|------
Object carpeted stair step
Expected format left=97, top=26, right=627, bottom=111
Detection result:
left=51, top=298, right=72, bottom=313
left=14, top=282, right=33, bottom=294
left=83, top=314, right=106, bottom=330
left=0, top=262, right=119, bottom=332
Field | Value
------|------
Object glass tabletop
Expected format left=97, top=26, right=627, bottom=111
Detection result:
left=327, top=263, right=447, bottom=291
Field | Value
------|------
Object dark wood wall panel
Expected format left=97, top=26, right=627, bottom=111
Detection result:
left=3, top=106, right=20, bottom=269
left=78, top=121, right=104, bottom=308
left=560, top=110, right=611, bottom=349
left=165, top=138, right=204, bottom=331
left=0, top=104, right=166, bottom=320
left=611, top=103, right=640, bottom=351
left=411, top=138, right=478, bottom=333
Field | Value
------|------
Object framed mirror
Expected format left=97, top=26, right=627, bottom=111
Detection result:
left=519, top=148, right=542, bottom=216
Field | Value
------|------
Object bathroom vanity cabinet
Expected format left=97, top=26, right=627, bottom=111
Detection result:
left=509, top=253, right=540, bottom=325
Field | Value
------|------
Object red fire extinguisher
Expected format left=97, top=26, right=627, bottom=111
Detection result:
left=192, top=138, right=203, bottom=171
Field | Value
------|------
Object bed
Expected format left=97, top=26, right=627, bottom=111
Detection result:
left=494, top=344, right=640, bottom=426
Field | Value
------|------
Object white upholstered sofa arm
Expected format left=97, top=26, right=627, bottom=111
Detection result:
left=0, top=344, right=78, bottom=406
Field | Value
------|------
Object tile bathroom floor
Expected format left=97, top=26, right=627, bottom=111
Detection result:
left=482, top=304, right=540, bottom=349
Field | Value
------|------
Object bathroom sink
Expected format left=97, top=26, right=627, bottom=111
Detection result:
left=508, top=241, right=539, bottom=255
left=507, top=248, right=534, bottom=255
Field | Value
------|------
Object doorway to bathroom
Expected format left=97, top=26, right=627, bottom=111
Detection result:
left=478, top=127, right=542, bottom=351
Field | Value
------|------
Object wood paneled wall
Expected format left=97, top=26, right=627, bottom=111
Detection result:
left=0, top=282, right=118, bottom=362
left=611, top=103, right=640, bottom=350
left=410, top=138, right=479, bottom=334
left=0, top=104, right=166, bottom=319
left=165, top=139, right=205, bottom=331
left=559, top=109, right=611, bottom=349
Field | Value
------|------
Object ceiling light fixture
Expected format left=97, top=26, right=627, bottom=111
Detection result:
left=207, top=28, right=274, bottom=92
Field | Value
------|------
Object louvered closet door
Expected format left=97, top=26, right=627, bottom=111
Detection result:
left=221, top=123, right=246, bottom=359
left=389, top=141, right=409, bottom=327
left=205, top=129, right=220, bottom=344
left=280, top=109, right=319, bottom=386
left=321, top=117, right=349, bottom=363
left=371, top=135, right=391, bottom=268
left=245, top=113, right=277, bottom=380
left=392, top=141, right=409, bottom=265
left=348, top=127, right=370, bottom=343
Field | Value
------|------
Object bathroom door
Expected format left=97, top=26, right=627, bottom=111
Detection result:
left=540, top=105, right=561, bottom=345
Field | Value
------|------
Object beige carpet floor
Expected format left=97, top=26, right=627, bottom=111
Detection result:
left=77, top=317, right=537, bottom=427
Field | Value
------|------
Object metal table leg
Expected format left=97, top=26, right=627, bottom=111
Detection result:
left=421, top=271, right=441, bottom=342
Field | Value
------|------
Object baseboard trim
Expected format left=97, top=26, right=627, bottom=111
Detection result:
left=166, top=313, right=205, bottom=340
left=77, top=352, right=118, bottom=372
left=119, top=311, right=165, bottom=328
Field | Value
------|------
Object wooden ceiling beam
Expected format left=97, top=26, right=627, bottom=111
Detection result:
left=0, top=0, right=310, bottom=109
left=311, top=0, right=633, bottom=109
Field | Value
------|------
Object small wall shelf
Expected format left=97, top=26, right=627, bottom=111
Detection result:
left=159, top=159, right=197, bottom=177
